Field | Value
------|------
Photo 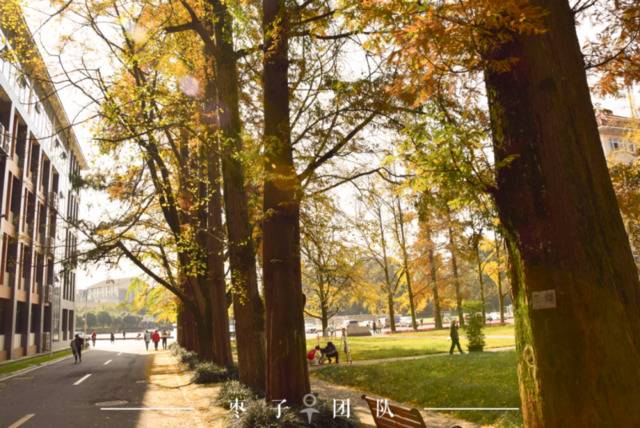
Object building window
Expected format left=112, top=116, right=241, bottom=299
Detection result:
left=610, top=139, right=621, bottom=151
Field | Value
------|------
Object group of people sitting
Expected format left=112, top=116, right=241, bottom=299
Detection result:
left=307, top=342, right=340, bottom=365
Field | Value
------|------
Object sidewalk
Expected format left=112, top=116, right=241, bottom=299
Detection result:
left=137, top=350, right=227, bottom=428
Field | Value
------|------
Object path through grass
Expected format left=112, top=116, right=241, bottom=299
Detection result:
left=307, top=324, right=515, bottom=361
left=314, top=350, right=521, bottom=426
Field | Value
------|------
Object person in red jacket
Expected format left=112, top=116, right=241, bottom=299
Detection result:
left=151, top=330, right=161, bottom=351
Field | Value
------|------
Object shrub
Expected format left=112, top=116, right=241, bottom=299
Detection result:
left=217, top=380, right=256, bottom=408
left=180, top=350, right=199, bottom=369
left=169, top=343, right=183, bottom=356
left=228, top=399, right=300, bottom=428
left=463, top=300, right=486, bottom=352
left=227, top=397, right=356, bottom=428
left=192, top=361, right=236, bottom=384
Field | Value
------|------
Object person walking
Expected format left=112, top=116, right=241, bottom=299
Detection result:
left=110, top=332, right=115, bottom=344
left=143, top=330, right=151, bottom=351
left=161, top=330, right=168, bottom=350
left=70, top=337, right=79, bottom=364
left=341, top=328, right=352, bottom=364
left=72, top=334, right=84, bottom=363
left=122, top=330, right=126, bottom=339
left=152, top=330, right=160, bottom=351
left=372, top=320, right=377, bottom=335
left=91, top=331, right=97, bottom=348
left=449, top=320, right=464, bottom=354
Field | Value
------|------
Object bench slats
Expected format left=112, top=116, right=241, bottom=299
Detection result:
left=361, top=395, right=427, bottom=428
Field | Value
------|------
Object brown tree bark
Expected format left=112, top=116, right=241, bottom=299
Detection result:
left=494, top=229, right=506, bottom=325
left=446, top=208, right=464, bottom=327
left=377, top=205, right=397, bottom=333
left=209, top=0, right=267, bottom=392
left=396, top=197, right=418, bottom=330
left=205, top=141, right=234, bottom=368
left=473, top=234, right=487, bottom=324
left=262, top=0, right=310, bottom=404
left=484, top=0, right=640, bottom=425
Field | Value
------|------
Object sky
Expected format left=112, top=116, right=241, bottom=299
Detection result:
left=20, top=1, right=640, bottom=290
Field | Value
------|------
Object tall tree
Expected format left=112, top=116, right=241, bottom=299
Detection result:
left=262, top=0, right=309, bottom=403
left=482, top=1, right=640, bottom=424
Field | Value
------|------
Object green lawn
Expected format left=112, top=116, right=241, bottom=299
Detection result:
left=308, top=324, right=515, bottom=361
left=0, top=349, right=72, bottom=376
left=314, top=351, right=522, bottom=426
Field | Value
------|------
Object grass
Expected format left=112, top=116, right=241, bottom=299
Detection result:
left=314, top=350, right=522, bottom=426
left=307, top=324, right=515, bottom=361
left=0, top=349, right=72, bottom=376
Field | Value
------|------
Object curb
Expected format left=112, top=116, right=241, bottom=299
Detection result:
left=0, top=350, right=89, bottom=382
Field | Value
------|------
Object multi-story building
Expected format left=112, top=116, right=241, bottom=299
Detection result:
left=596, top=108, right=638, bottom=164
left=0, top=15, right=85, bottom=361
left=76, top=278, right=136, bottom=309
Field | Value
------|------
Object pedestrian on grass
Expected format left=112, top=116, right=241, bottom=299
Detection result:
left=341, top=328, right=352, bottom=364
left=91, top=331, right=97, bottom=348
left=143, top=330, right=151, bottom=351
left=152, top=330, right=160, bottom=351
left=449, top=320, right=464, bottom=355
left=72, top=334, right=84, bottom=363
left=372, top=320, right=377, bottom=335
left=110, top=332, right=115, bottom=343
left=161, top=330, right=168, bottom=350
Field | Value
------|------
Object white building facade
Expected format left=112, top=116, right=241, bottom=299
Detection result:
left=0, top=17, right=85, bottom=361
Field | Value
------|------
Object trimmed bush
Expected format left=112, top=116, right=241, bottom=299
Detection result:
left=228, top=399, right=300, bottom=428
left=192, top=361, right=235, bottom=384
left=217, top=380, right=256, bottom=408
left=180, top=350, right=199, bottom=369
left=463, top=300, right=486, bottom=352
left=168, top=342, right=183, bottom=356
left=227, top=397, right=356, bottom=428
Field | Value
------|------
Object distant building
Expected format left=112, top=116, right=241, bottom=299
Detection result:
left=596, top=109, right=638, bottom=164
left=77, top=278, right=136, bottom=308
left=596, top=109, right=640, bottom=264
left=0, top=11, right=85, bottom=361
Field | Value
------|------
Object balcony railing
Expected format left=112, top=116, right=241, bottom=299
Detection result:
left=48, top=192, right=58, bottom=209
left=0, top=123, right=10, bottom=156
left=46, top=236, right=55, bottom=254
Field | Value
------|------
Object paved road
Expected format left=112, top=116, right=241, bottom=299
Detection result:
left=0, top=340, right=159, bottom=428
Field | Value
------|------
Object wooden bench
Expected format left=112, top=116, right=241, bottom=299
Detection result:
left=361, top=394, right=427, bottom=428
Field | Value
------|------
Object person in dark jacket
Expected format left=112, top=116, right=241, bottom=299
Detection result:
left=73, top=334, right=85, bottom=363
left=322, top=341, right=339, bottom=364
left=110, top=332, right=115, bottom=343
left=449, top=320, right=464, bottom=354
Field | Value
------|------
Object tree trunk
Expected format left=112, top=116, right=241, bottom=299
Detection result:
left=377, top=206, right=396, bottom=333
left=262, top=0, right=309, bottom=404
left=386, top=292, right=396, bottom=333
left=206, top=145, right=234, bottom=368
left=396, top=197, right=418, bottom=330
left=483, top=0, right=640, bottom=425
left=321, top=305, right=328, bottom=337
left=211, top=0, right=266, bottom=393
left=475, top=240, right=486, bottom=324
left=424, top=223, right=442, bottom=329
left=494, top=230, right=506, bottom=325
left=446, top=216, right=464, bottom=327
